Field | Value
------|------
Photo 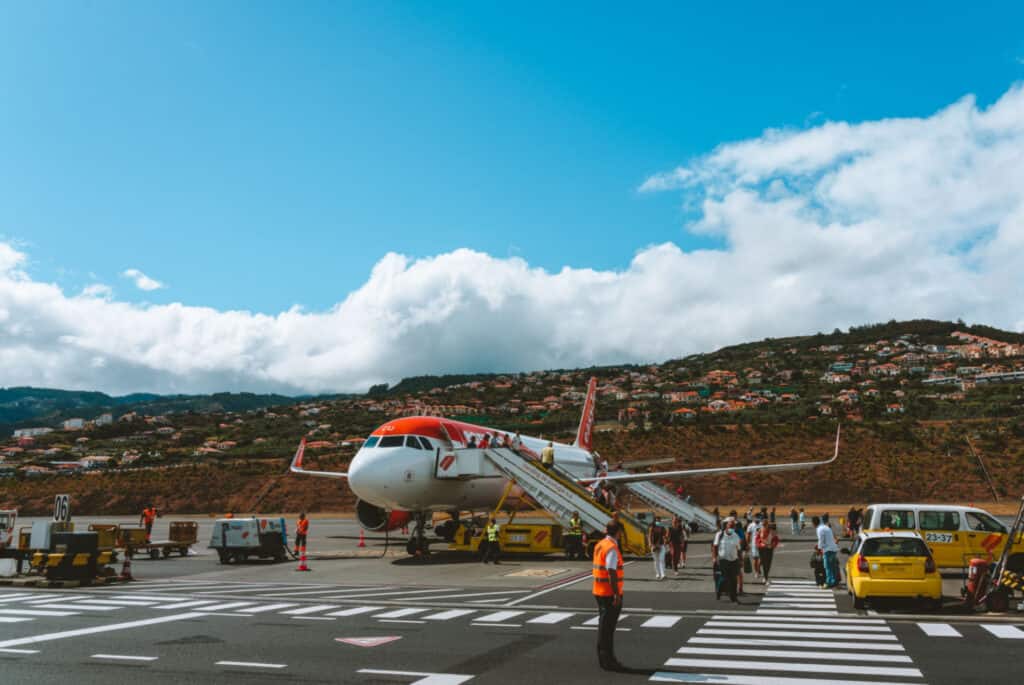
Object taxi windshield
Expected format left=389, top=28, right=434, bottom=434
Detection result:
left=862, top=538, right=929, bottom=557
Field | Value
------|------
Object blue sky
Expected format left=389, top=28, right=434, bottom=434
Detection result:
left=3, top=2, right=1022, bottom=313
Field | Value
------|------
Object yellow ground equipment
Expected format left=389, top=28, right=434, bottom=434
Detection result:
left=449, top=521, right=565, bottom=555
left=30, top=531, right=114, bottom=581
left=120, top=521, right=198, bottom=559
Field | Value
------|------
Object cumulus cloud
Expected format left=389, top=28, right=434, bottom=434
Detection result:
left=2, top=85, right=1023, bottom=395
left=122, top=268, right=164, bottom=291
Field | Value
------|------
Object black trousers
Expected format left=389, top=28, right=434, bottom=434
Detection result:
left=483, top=540, right=500, bottom=563
left=760, top=548, right=774, bottom=580
left=564, top=535, right=582, bottom=559
left=718, top=558, right=739, bottom=601
left=594, top=594, right=621, bottom=659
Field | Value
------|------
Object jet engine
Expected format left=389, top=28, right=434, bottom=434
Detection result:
left=355, top=499, right=412, bottom=532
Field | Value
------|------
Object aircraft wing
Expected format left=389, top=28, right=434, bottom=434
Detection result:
left=288, top=438, right=348, bottom=479
left=579, top=425, right=841, bottom=485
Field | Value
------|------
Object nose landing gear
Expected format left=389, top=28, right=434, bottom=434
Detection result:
left=405, top=512, right=431, bottom=556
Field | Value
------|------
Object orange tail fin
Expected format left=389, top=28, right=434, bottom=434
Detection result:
left=573, top=377, right=598, bottom=451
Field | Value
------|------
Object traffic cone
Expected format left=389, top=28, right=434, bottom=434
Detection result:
left=358, top=529, right=366, bottom=548
left=120, top=553, right=133, bottom=581
left=296, top=545, right=310, bottom=572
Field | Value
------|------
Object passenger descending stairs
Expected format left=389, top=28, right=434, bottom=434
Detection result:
left=621, top=478, right=717, bottom=532
left=481, top=447, right=650, bottom=556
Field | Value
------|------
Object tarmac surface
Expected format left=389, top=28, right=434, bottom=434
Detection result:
left=2, top=515, right=1023, bottom=684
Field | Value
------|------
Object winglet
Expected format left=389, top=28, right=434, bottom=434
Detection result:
left=573, top=377, right=598, bottom=451
left=288, top=437, right=347, bottom=479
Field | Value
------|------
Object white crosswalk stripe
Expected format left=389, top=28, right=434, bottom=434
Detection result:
left=981, top=624, right=1024, bottom=639
left=651, top=576, right=926, bottom=685
left=918, top=622, right=961, bottom=637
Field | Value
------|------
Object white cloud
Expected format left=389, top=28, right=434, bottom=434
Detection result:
left=122, top=268, right=165, bottom=291
left=2, top=84, right=1024, bottom=395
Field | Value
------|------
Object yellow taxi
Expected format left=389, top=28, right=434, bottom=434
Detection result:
left=843, top=530, right=942, bottom=610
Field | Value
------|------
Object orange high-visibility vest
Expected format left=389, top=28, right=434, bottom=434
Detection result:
left=142, top=508, right=156, bottom=524
left=297, top=519, right=310, bottom=535
left=592, top=537, right=623, bottom=596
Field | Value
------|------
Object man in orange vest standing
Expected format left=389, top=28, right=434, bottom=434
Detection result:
left=592, top=520, right=624, bottom=671
left=139, top=504, right=158, bottom=542
left=295, top=513, right=310, bottom=555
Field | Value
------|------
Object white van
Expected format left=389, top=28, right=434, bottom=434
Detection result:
left=862, top=503, right=1022, bottom=569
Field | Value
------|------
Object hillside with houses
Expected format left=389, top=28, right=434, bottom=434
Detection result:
left=2, top=319, right=1023, bottom=514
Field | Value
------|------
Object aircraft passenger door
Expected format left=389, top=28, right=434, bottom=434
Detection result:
left=918, top=510, right=963, bottom=568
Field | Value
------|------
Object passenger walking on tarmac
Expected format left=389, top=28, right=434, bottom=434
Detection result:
left=756, top=522, right=780, bottom=584
left=790, top=508, right=799, bottom=535
left=649, top=516, right=668, bottom=580
left=668, top=515, right=687, bottom=574
left=716, top=520, right=741, bottom=603
left=592, top=520, right=625, bottom=671
left=746, top=514, right=763, bottom=581
left=798, top=507, right=806, bottom=533
left=815, top=515, right=840, bottom=588
left=295, top=512, right=310, bottom=555
left=565, top=511, right=584, bottom=560
left=541, top=441, right=555, bottom=469
left=770, top=507, right=777, bottom=525
left=483, top=517, right=501, bottom=564
left=140, top=504, right=159, bottom=542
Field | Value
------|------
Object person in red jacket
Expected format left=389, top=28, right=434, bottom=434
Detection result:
left=139, top=505, right=158, bottom=542
left=295, top=513, right=310, bottom=554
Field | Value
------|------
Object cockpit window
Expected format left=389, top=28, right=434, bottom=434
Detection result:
left=363, top=436, right=379, bottom=448
left=405, top=435, right=422, bottom=449
left=378, top=436, right=404, bottom=448
left=419, top=437, right=433, bottom=450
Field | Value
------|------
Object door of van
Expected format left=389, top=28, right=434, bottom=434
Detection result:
left=964, top=511, right=1008, bottom=561
left=918, top=509, right=964, bottom=568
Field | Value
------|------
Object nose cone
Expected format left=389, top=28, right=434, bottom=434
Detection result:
left=348, top=449, right=391, bottom=506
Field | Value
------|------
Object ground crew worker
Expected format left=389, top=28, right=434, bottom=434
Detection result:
left=295, top=512, right=310, bottom=555
left=139, top=505, right=158, bottom=542
left=541, top=441, right=555, bottom=469
left=565, top=511, right=583, bottom=560
left=483, top=517, right=501, bottom=564
left=592, top=520, right=624, bottom=671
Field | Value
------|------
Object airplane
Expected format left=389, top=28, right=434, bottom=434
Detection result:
left=289, top=377, right=841, bottom=554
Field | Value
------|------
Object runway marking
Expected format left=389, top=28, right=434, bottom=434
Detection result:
left=74, top=599, right=158, bottom=607
left=697, top=628, right=898, bottom=641
left=676, top=647, right=913, bottom=663
left=663, top=658, right=922, bottom=678
left=527, top=612, right=574, bottom=624
left=281, top=604, right=337, bottom=615
left=418, top=590, right=528, bottom=601
left=472, top=611, right=524, bottom=623
left=0, top=617, right=33, bottom=623
left=92, top=654, right=159, bottom=662
left=471, top=623, right=521, bottom=628
left=357, top=668, right=473, bottom=685
left=330, top=588, right=463, bottom=600
left=336, top=636, right=402, bottom=647
left=0, top=593, right=48, bottom=602
left=754, top=610, right=839, bottom=617
left=642, top=615, right=683, bottom=629
left=26, top=595, right=91, bottom=604
left=918, top=622, right=962, bottom=637
left=570, top=626, right=631, bottom=632
left=107, top=594, right=184, bottom=602
left=374, top=608, right=430, bottom=619
left=504, top=569, right=596, bottom=606
left=216, top=660, right=287, bottom=669
left=327, top=606, right=385, bottom=617
left=688, top=637, right=905, bottom=651
left=190, top=601, right=254, bottom=612
left=270, top=586, right=395, bottom=598
left=981, top=624, right=1024, bottom=639
left=293, top=616, right=335, bottom=621
left=0, top=612, right=206, bottom=649
left=0, top=648, right=39, bottom=654
left=424, top=609, right=476, bottom=621
left=152, top=600, right=221, bottom=611
left=704, top=621, right=891, bottom=633
left=714, top=615, right=884, bottom=625
left=651, top=674, right=918, bottom=685
left=237, top=603, right=297, bottom=614
left=584, top=614, right=628, bottom=626
left=379, top=619, right=426, bottom=624
left=0, top=609, right=79, bottom=617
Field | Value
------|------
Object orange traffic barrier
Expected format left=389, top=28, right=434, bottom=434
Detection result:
left=358, top=530, right=366, bottom=548
left=296, top=545, right=310, bottom=572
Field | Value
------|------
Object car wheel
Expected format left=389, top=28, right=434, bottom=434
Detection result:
left=853, top=595, right=866, bottom=610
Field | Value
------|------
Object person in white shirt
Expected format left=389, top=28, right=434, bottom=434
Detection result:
left=746, top=515, right=763, bottom=580
left=716, top=520, right=741, bottom=602
left=815, top=515, right=840, bottom=587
